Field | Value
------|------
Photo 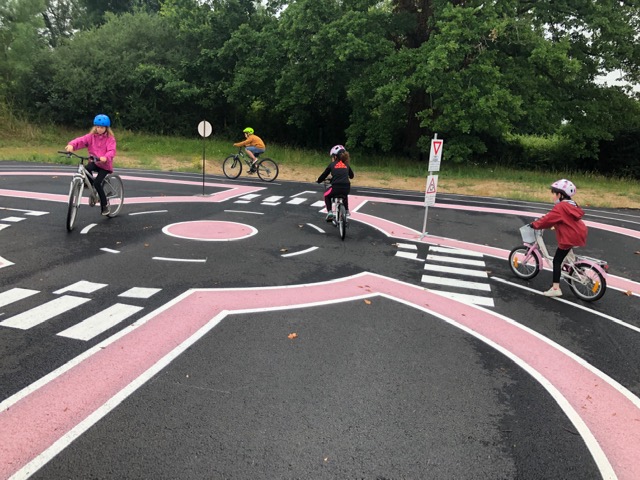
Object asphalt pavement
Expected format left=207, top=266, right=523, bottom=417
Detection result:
left=1, top=162, right=639, bottom=479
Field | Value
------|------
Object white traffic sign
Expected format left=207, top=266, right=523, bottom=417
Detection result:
left=197, top=120, right=213, bottom=138
left=424, top=175, right=438, bottom=206
left=428, top=139, right=444, bottom=171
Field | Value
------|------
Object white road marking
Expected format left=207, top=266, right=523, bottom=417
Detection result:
left=119, top=287, right=161, bottom=299
left=430, top=246, right=484, bottom=257
left=306, top=223, right=325, bottom=233
left=493, top=276, right=640, bottom=334
left=239, top=194, right=261, bottom=200
left=1, top=217, right=25, bottom=222
left=287, top=197, right=307, bottom=205
left=0, top=288, right=39, bottom=308
left=80, top=224, right=97, bottom=234
left=397, top=243, right=418, bottom=250
left=395, top=251, right=421, bottom=261
left=54, top=281, right=107, bottom=295
left=311, top=201, right=325, bottom=208
left=421, top=275, right=491, bottom=291
left=100, top=248, right=120, bottom=254
left=426, top=254, right=486, bottom=267
left=281, top=247, right=319, bottom=257
left=0, top=224, right=10, bottom=232
left=234, top=200, right=251, bottom=204
left=429, top=290, right=495, bottom=307
left=0, top=295, right=90, bottom=329
left=424, top=264, right=488, bottom=278
left=225, top=209, right=263, bottom=215
left=152, top=257, right=207, bottom=263
left=128, top=210, right=168, bottom=216
left=57, top=303, right=145, bottom=341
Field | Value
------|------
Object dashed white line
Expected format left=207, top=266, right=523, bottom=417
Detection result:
left=426, top=254, right=486, bottom=267
left=57, top=303, right=145, bottom=341
left=423, top=264, right=488, bottom=278
left=55, top=281, right=107, bottom=295
left=0, top=288, right=39, bottom=308
left=281, top=247, right=319, bottom=257
left=152, top=257, right=207, bottom=263
left=0, top=295, right=91, bottom=329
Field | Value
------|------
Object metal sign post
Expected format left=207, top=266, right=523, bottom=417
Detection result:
left=420, top=133, right=444, bottom=239
left=197, top=120, right=213, bottom=195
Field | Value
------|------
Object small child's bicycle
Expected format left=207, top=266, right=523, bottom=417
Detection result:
left=222, top=148, right=279, bottom=182
left=323, top=180, right=349, bottom=241
left=509, top=225, right=608, bottom=301
left=59, top=151, right=124, bottom=231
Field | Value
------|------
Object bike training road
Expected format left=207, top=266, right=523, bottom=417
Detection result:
left=1, top=161, right=639, bottom=480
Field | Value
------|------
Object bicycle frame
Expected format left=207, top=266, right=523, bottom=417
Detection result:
left=523, top=229, right=608, bottom=281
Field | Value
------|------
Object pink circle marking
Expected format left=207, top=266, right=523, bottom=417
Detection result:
left=162, top=220, right=257, bottom=241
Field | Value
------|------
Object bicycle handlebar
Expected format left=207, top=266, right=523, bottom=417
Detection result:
left=58, top=151, right=95, bottom=162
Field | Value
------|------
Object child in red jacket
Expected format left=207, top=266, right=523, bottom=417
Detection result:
left=531, top=179, right=588, bottom=297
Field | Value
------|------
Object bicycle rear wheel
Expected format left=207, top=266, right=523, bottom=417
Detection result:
left=256, top=158, right=279, bottom=182
left=569, top=262, right=606, bottom=301
left=337, top=203, right=347, bottom=240
left=104, top=175, right=124, bottom=217
left=508, top=246, right=539, bottom=279
left=66, top=179, right=83, bottom=231
left=223, top=156, right=242, bottom=179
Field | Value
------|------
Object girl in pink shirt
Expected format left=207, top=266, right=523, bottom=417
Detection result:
left=65, top=114, right=116, bottom=215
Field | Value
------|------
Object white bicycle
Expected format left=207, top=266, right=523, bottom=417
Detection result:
left=60, top=151, right=124, bottom=231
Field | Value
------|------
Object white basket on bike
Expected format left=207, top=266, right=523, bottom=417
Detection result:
left=519, top=225, right=536, bottom=243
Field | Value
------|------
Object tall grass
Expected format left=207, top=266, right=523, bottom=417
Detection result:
left=1, top=109, right=639, bottom=208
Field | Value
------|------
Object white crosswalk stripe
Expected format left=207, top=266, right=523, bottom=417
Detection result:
left=0, top=295, right=91, bottom=329
left=57, top=303, right=144, bottom=341
left=0, top=288, right=39, bottom=308
left=397, top=244, right=496, bottom=307
left=0, top=283, right=164, bottom=340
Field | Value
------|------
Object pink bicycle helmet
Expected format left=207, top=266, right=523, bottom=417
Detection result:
left=330, top=145, right=345, bottom=156
left=551, top=179, right=576, bottom=197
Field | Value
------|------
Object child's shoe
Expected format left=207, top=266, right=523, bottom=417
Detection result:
left=543, top=287, right=562, bottom=297
left=325, top=213, right=334, bottom=222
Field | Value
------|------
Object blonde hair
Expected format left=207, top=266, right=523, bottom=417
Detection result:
left=90, top=126, right=115, bottom=137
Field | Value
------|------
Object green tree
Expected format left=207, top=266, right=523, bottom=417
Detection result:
left=0, top=0, right=47, bottom=102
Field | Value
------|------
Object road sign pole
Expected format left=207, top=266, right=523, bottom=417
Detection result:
left=197, top=120, right=213, bottom=196
left=420, top=133, right=443, bottom=240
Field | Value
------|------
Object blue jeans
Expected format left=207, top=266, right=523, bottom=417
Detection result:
left=246, top=147, right=265, bottom=157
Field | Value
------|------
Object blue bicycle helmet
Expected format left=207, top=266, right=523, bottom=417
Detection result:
left=93, top=114, right=111, bottom=127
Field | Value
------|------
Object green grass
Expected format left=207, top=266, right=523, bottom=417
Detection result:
left=1, top=115, right=639, bottom=208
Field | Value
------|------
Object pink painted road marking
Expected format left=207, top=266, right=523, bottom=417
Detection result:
left=1, top=272, right=639, bottom=479
left=1, top=183, right=638, bottom=293
left=348, top=196, right=640, bottom=295
left=162, top=220, right=257, bottom=241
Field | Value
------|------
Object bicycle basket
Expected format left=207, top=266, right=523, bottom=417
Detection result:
left=519, top=225, right=536, bottom=243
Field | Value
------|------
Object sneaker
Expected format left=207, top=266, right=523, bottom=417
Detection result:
left=543, top=287, right=562, bottom=297
left=101, top=204, right=110, bottom=216
left=325, top=213, right=334, bottom=222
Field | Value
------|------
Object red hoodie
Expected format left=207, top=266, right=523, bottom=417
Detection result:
left=531, top=200, right=588, bottom=249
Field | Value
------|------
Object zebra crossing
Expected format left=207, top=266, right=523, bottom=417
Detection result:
left=0, top=207, right=48, bottom=232
left=0, top=281, right=161, bottom=341
left=234, top=191, right=324, bottom=208
left=395, top=243, right=495, bottom=307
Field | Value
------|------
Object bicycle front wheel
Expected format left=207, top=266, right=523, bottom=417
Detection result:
left=337, top=203, right=347, bottom=240
left=569, top=262, right=606, bottom=301
left=104, top=175, right=124, bottom=217
left=223, top=156, right=242, bottom=179
left=508, top=246, right=539, bottom=280
left=66, top=179, right=83, bottom=231
left=256, top=158, right=279, bottom=182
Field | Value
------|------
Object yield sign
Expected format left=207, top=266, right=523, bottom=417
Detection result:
left=432, top=140, right=442, bottom=156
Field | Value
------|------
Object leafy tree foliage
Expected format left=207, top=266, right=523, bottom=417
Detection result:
left=0, top=0, right=47, bottom=102
left=2, top=0, right=639, bottom=174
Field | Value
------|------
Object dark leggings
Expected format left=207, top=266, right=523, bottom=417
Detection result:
left=86, top=162, right=109, bottom=207
left=324, top=184, right=350, bottom=212
left=552, top=247, right=571, bottom=283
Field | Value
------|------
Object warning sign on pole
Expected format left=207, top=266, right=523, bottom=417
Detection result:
left=428, top=139, right=444, bottom=172
left=424, top=175, right=438, bottom=206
